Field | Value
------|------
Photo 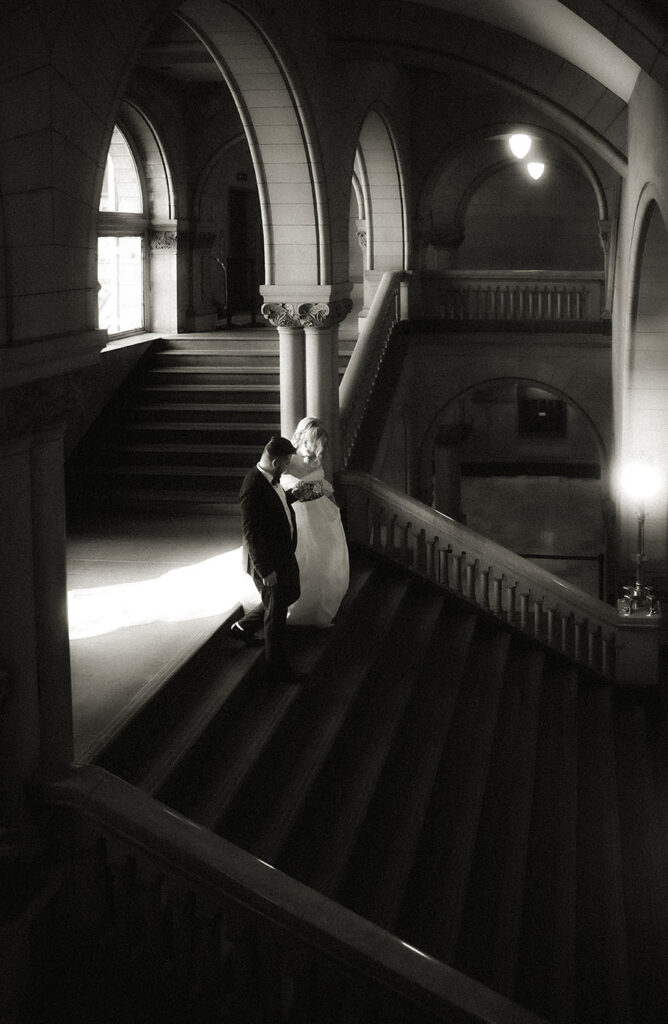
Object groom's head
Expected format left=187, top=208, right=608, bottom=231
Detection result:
left=260, top=435, right=296, bottom=477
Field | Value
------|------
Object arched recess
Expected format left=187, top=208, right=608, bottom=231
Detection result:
left=177, top=0, right=329, bottom=290
left=192, top=134, right=263, bottom=323
left=116, top=99, right=178, bottom=333
left=621, top=192, right=668, bottom=568
left=351, top=107, right=408, bottom=314
left=419, top=377, right=610, bottom=596
left=418, top=123, right=613, bottom=301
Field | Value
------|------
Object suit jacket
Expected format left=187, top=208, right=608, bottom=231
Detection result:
left=239, top=467, right=298, bottom=583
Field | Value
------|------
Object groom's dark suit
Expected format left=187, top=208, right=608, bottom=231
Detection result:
left=237, top=466, right=300, bottom=673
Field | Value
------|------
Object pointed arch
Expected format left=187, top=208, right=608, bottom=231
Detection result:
left=355, top=107, right=408, bottom=273
left=178, top=0, right=330, bottom=287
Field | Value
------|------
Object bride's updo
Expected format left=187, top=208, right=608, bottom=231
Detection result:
left=291, top=417, right=329, bottom=460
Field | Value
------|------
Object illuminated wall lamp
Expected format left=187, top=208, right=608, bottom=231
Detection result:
left=527, top=161, right=545, bottom=180
left=508, top=133, right=532, bottom=159
left=617, top=461, right=662, bottom=616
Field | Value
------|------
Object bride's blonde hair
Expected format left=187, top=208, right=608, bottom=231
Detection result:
left=291, top=417, right=329, bottom=459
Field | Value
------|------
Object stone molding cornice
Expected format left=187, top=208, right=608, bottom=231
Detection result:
left=261, top=299, right=353, bottom=330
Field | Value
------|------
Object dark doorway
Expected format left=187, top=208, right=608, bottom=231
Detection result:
left=227, top=188, right=261, bottom=320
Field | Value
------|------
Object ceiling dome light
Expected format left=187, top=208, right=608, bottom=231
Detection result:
left=508, top=133, right=532, bottom=159
left=527, top=162, right=545, bottom=180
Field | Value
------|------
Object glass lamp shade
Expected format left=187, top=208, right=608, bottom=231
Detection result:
left=527, top=162, right=545, bottom=180
left=508, top=133, right=532, bottom=159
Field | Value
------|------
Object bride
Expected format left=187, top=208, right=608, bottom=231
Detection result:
left=282, top=417, right=350, bottom=627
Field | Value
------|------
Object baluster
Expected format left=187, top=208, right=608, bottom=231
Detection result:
left=492, top=576, right=503, bottom=615
left=588, top=628, right=599, bottom=670
left=500, top=286, right=507, bottom=318
left=556, top=288, right=563, bottom=319
left=560, top=613, right=569, bottom=655
left=533, top=597, right=543, bottom=639
left=438, top=545, right=452, bottom=587
left=547, top=607, right=556, bottom=646
left=546, top=287, right=553, bottom=320
left=519, top=288, right=527, bottom=319
left=425, top=535, right=438, bottom=580
left=574, top=618, right=586, bottom=662
left=536, top=288, right=543, bottom=318
left=577, top=288, right=585, bottom=319
left=480, top=566, right=491, bottom=609
left=416, top=528, right=427, bottom=574
left=465, top=560, right=476, bottom=601
left=452, top=552, right=463, bottom=594
left=602, top=633, right=613, bottom=679
left=506, top=581, right=517, bottom=623
left=400, top=520, right=411, bottom=566
left=509, top=287, right=516, bottom=318
left=519, top=592, right=530, bottom=632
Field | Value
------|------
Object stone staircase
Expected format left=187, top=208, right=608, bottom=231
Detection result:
left=66, top=330, right=356, bottom=514
left=88, top=545, right=668, bottom=1024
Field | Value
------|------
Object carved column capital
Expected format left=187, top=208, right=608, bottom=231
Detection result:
left=261, top=302, right=304, bottom=329
left=297, top=298, right=353, bottom=330
left=148, top=230, right=178, bottom=252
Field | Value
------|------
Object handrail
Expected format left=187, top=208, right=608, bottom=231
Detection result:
left=339, top=271, right=405, bottom=465
left=46, top=764, right=550, bottom=1024
left=337, top=471, right=660, bottom=687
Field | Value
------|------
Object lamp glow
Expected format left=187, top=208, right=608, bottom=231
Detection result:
left=527, top=162, right=545, bottom=180
left=508, top=133, right=532, bottom=159
left=619, top=462, right=662, bottom=503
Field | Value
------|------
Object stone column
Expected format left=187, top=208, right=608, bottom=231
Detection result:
left=261, top=303, right=306, bottom=441
left=300, top=299, right=352, bottom=470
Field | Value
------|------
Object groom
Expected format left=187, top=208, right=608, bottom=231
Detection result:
left=230, top=435, right=300, bottom=683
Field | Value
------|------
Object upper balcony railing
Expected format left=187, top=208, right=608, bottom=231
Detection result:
left=423, top=270, right=606, bottom=325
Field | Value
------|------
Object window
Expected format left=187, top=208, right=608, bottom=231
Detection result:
left=97, top=126, right=145, bottom=335
left=518, top=395, right=567, bottom=437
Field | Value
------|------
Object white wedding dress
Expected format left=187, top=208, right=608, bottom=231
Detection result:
left=282, top=459, right=350, bottom=627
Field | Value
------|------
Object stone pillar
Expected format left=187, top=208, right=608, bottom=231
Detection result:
left=0, top=381, right=74, bottom=862
left=148, top=227, right=179, bottom=333
left=0, top=435, right=42, bottom=854
left=261, top=303, right=306, bottom=440
left=300, top=299, right=352, bottom=470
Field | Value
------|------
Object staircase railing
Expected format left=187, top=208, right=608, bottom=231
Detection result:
left=339, top=270, right=406, bottom=465
left=338, top=471, right=660, bottom=687
left=45, top=765, right=550, bottom=1024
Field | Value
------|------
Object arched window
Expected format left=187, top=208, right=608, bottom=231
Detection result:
left=97, top=126, right=146, bottom=335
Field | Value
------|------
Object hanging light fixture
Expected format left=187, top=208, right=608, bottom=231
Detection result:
left=508, top=133, right=532, bottom=159
left=527, top=161, right=545, bottom=180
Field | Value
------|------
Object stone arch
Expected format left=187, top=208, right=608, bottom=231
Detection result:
left=621, top=189, right=668, bottom=564
left=178, top=0, right=329, bottom=288
left=415, top=367, right=610, bottom=507
left=354, top=107, right=408, bottom=273
left=418, top=122, right=610, bottom=279
left=119, top=99, right=176, bottom=221
left=418, top=376, right=610, bottom=592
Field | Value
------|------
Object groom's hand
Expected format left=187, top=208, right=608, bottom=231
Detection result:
left=263, top=571, right=278, bottom=587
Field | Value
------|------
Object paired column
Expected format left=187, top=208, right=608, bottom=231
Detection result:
left=262, top=297, right=352, bottom=467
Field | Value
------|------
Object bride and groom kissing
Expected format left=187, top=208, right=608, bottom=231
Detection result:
left=230, top=418, right=350, bottom=685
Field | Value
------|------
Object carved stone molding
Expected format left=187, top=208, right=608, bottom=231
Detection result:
left=262, top=298, right=353, bottom=331
left=149, top=231, right=178, bottom=252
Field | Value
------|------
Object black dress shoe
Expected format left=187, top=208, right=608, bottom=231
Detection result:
left=230, top=621, right=263, bottom=646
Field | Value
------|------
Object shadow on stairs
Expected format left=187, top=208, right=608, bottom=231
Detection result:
left=69, top=544, right=668, bottom=1023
